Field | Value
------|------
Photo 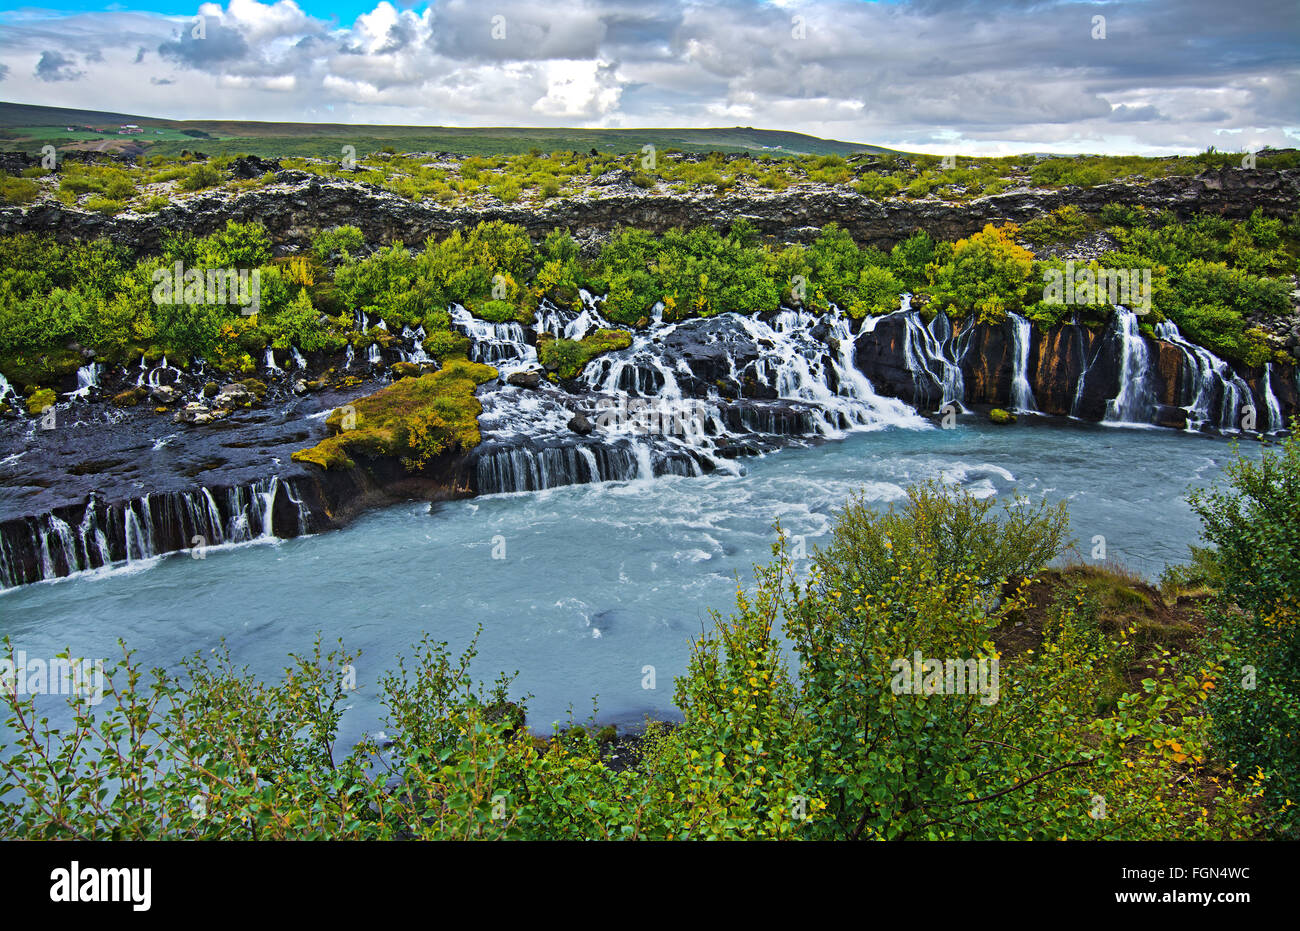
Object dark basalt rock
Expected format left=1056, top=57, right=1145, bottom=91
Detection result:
left=3, top=165, right=1296, bottom=258
left=506, top=369, right=543, bottom=389
left=567, top=412, right=594, bottom=435
left=229, top=154, right=282, bottom=179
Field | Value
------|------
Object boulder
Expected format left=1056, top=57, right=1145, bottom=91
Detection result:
left=988, top=408, right=1016, bottom=424
left=213, top=383, right=255, bottom=408
left=111, top=386, right=149, bottom=408
left=174, top=403, right=213, bottom=425
left=26, top=389, right=56, bottom=415
left=507, top=369, right=543, bottom=389
left=150, top=385, right=179, bottom=405
left=568, top=412, right=594, bottom=435
left=390, top=362, right=423, bottom=380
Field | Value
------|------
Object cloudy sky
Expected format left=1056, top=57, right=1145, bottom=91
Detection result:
left=0, top=0, right=1296, bottom=155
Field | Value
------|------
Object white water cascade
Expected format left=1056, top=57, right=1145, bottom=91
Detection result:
left=450, top=304, right=538, bottom=373
left=1261, top=363, right=1284, bottom=433
left=67, top=362, right=101, bottom=400
left=0, top=371, right=17, bottom=404
left=1153, top=319, right=1254, bottom=432
left=0, top=477, right=313, bottom=589
left=1008, top=313, right=1039, bottom=413
left=1103, top=308, right=1158, bottom=425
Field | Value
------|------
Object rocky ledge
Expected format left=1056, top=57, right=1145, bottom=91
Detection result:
left=2, top=164, right=1297, bottom=257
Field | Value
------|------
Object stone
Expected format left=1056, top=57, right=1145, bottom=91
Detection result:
left=507, top=369, right=543, bottom=389
left=213, top=383, right=255, bottom=408
left=150, top=385, right=178, bottom=405
left=988, top=408, right=1016, bottom=425
left=174, top=402, right=213, bottom=425
left=568, top=412, right=594, bottom=435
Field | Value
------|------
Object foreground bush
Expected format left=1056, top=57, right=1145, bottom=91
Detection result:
left=1, top=478, right=1269, bottom=840
left=1189, top=425, right=1300, bottom=837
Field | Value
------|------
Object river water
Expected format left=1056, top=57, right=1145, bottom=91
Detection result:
left=0, top=417, right=1256, bottom=740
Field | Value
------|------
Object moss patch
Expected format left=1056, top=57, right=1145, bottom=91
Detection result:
left=0, top=350, right=84, bottom=392
left=537, top=329, right=632, bottom=380
left=292, top=357, right=496, bottom=471
left=26, top=388, right=56, bottom=415
left=988, top=408, right=1016, bottom=424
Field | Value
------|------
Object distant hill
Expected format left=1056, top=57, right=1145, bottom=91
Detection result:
left=0, top=101, right=896, bottom=159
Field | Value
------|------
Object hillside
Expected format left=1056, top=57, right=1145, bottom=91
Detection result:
left=0, top=101, right=892, bottom=159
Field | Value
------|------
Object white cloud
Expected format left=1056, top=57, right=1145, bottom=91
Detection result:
left=0, top=0, right=1293, bottom=153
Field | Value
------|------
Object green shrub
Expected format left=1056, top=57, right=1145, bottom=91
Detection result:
left=0, top=176, right=39, bottom=204
left=178, top=162, right=222, bottom=191
left=1189, top=428, right=1300, bottom=837
left=1020, top=205, right=1094, bottom=245
left=312, top=225, right=365, bottom=262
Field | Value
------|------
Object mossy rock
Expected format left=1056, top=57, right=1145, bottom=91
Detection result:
left=112, top=386, right=150, bottom=408
left=988, top=408, right=1016, bottom=425
left=596, top=725, right=618, bottom=745
left=292, top=358, right=497, bottom=472
left=536, top=329, right=633, bottom=381
left=390, top=361, right=423, bottom=380
left=0, top=349, right=84, bottom=392
left=238, top=378, right=268, bottom=399
left=202, top=382, right=219, bottom=399
left=26, top=388, right=56, bottom=415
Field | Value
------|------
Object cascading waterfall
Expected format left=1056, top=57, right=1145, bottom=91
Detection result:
left=871, top=298, right=966, bottom=412
left=292, top=348, right=308, bottom=369
left=450, top=304, right=537, bottom=372
left=0, top=370, right=17, bottom=404
left=1153, top=319, right=1253, bottom=432
left=67, top=362, right=101, bottom=400
left=0, top=477, right=313, bottom=589
left=1103, top=308, right=1157, bottom=425
left=136, top=356, right=181, bottom=388
left=344, top=345, right=355, bottom=369
left=536, top=291, right=615, bottom=341
left=401, top=326, right=431, bottom=364
left=1008, top=313, right=1039, bottom=413
left=1261, top=363, right=1284, bottom=433
left=264, top=347, right=280, bottom=371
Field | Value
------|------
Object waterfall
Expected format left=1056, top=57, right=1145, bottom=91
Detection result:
left=0, top=477, right=315, bottom=589
left=536, top=291, right=615, bottom=341
left=292, top=348, right=308, bottom=369
left=67, top=362, right=101, bottom=400
left=0, top=370, right=17, bottom=404
left=1008, top=313, right=1038, bottom=413
left=137, top=356, right=181, bottom=388
left=450, top=304, right=537, bottom=372
left=258, top=476, right=280, bottom=540
left=473, top=442, right=647, bottom=495
left=1153, top=319, right=1253, bottom=432
left=1261, top=363, right=1284, bottom=434
left=265, top=347, right=280, bottom=371
left=123, top=502, right=149, bottom=562
left=401, top=326, right=431, bottom=364
left=367, top=344, right=381, bottom=365
left=344, top=345, right=355, bottom=369
left=1103, top=308, right=1157, bottom=425
left=877, top=299, right=966, bottom=412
